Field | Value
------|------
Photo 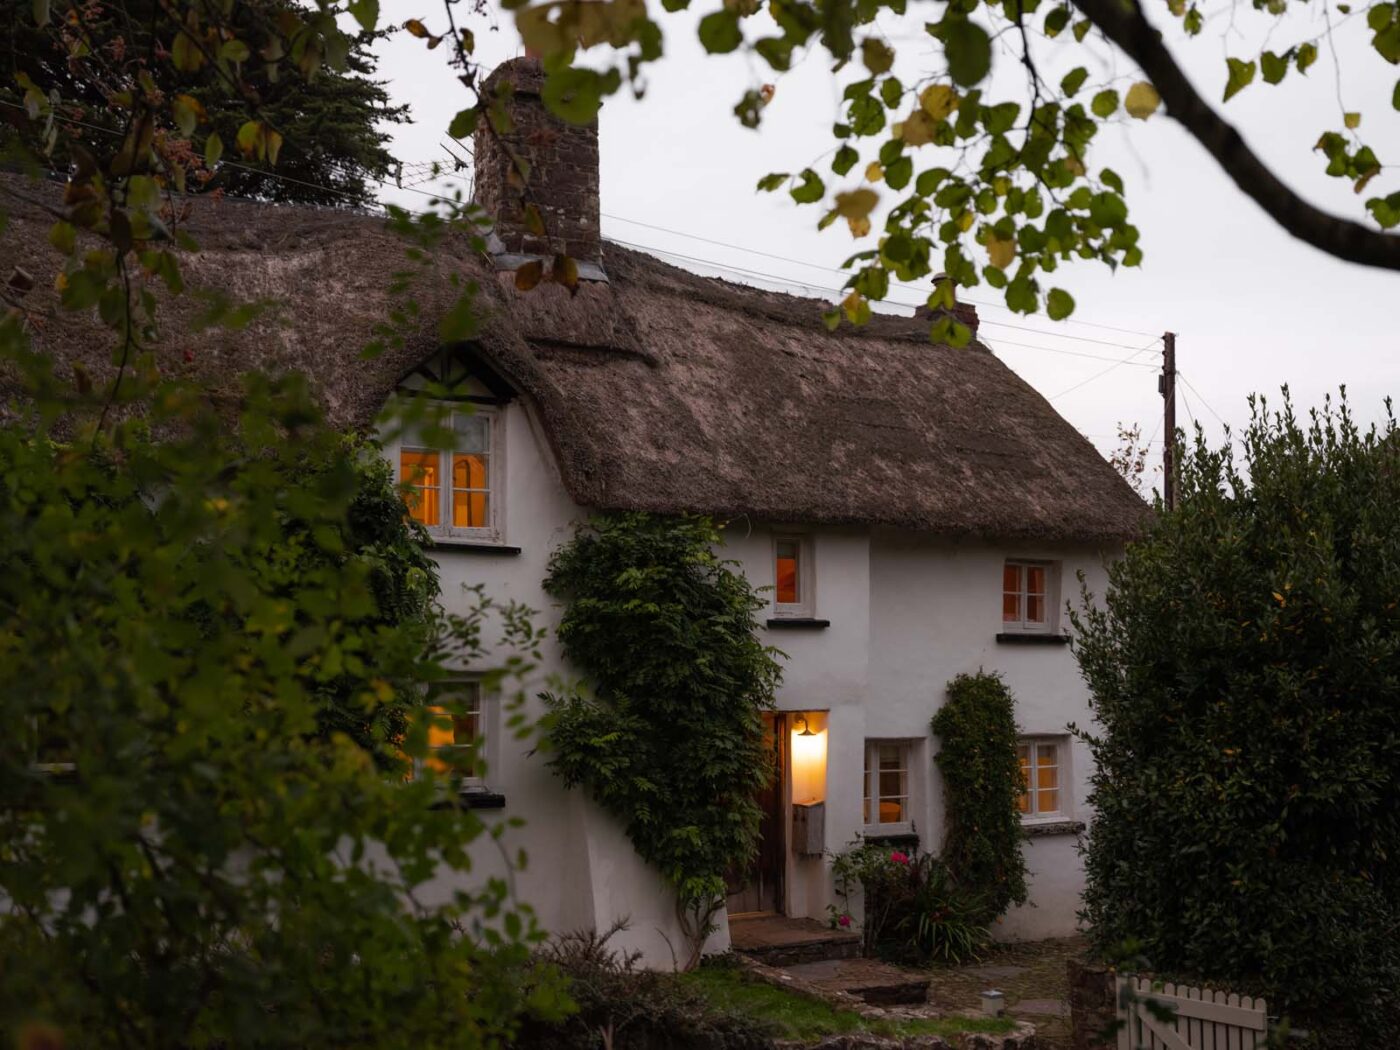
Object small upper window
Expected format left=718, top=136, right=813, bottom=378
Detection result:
left=1003, top=560, right=1054, bottom=632
left=1017, top=738, right=1065, bottom=819
left=863, top=740, right=913, bottom=831
left=773, top=535, right=813, bottom=617
left=419, top=680, right=486, bottom=787
left=399, top=408, right=500, bottom=542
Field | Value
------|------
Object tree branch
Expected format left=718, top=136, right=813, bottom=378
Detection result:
left=1071, top=0, right=1400, bottom=270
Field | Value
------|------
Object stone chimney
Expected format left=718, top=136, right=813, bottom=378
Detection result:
left=913, top=274, right=979, bottom=337
left=474, top=58, right=604, bottom=277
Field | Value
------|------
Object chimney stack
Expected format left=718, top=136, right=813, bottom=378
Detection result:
left=913, top=274, right=979, bottom=338
left=474, top=58, right=604, bottom=277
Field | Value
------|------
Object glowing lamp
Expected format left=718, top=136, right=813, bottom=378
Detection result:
left=789, top=711, right=827, bottom=805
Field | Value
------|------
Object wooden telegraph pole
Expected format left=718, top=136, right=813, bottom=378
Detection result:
left=1160, top=332, right=1177, bottom=509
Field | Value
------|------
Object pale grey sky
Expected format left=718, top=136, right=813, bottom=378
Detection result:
left=368, top=0, right=1399, bottom=488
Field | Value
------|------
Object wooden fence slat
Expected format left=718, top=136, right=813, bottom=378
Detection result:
left=1116, top=975, right=1269, bottom=1050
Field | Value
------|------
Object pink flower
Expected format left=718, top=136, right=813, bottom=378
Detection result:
left=837, top=913, right=852, bottom=928
left=889, top=851, right=909, bottom=865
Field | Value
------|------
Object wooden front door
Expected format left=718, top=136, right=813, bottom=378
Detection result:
left=725, top=713, right=786, bottom=916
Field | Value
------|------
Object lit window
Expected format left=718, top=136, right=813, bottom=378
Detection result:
left=773, top=535, right=813, bottom=617
left=1017, top=738, right=1064, bottom=818
left=397, top=406, right=500, bottom=542
left=418, top=680, right=485, bottom=784
left=1003, top=560, right=1054, bottom=631
left=863, top=741, right=911, bottom=828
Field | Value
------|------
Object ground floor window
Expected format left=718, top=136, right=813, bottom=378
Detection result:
left=863, top=740, right=913, bottom=832
left=1017, top=737, right=1066, bottom=819
left=418, top=679, right=486, bottom=786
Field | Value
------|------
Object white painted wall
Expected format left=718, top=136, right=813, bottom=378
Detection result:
left=403, top=391, right=1120, bottom=963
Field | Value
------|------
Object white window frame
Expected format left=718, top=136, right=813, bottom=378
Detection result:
left=772, top=533, right=815, bottom=619
left=417, top=679, right=490, bottom=790
left=1002, top=559, right=1057, bottom=633
left=394, top=403, right=505, bottom=545
left=1016, top=736, right=1068, bottom=822
left=862, top=739, right=916, bottom=835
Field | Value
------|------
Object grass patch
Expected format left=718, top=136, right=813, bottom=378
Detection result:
left=679, top=962, right=1016, bottom=1042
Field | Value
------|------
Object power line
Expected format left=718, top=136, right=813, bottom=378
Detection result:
left=1048, top=339, right=1164, bottom=400
left=984, top=337, right=1160, bottom=367
left=1179, top=372, right=1228, bottom=428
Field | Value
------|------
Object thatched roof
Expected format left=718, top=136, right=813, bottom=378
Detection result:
left=0, top=172, right=1147, bottom=543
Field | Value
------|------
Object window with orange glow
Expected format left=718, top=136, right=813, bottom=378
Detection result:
left=419, top=681, right=483, bottom=782
left=863, top=741, right=911, bottom=827
left=1016, top=739, right=1063, bottom=818
left=397, top=407, right=498, bottom=539
left=775, top=539, right=800, bottom=605
left=1002, top=560, right=1053, bottom=631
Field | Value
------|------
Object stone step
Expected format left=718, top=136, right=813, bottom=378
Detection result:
left=783, top=957, right=932, bottom=1007
left=729, top=915, right=862, bottom=967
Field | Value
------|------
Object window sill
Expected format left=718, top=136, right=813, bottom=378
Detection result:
left=995, top=632, right=1070, bottom=646
left=767, top=617, right=831, bottom=630
left=1022, top=819, right=1085, bottom=838
left=431, top=789, right=506, bottom=811
left=427, top=540, right=522, bottom=555
left=861, top=830, right=920, bottom=851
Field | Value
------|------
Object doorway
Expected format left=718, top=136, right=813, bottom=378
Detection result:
left=724, top=712, right=786, bottom=916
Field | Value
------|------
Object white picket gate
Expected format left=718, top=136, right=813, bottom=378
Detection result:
left=1116, top=975, right=1268, bottom=1050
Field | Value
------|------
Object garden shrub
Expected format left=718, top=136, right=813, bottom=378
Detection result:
left=1073, top=392, right=1400, bottom=1042
left=830, top=843, right=989, bottom=965
left=541, top=513, right=783, bottom=968
left=931, top=671, right=1029, bottom=926
left=514, top=927, right=771, bottom=1050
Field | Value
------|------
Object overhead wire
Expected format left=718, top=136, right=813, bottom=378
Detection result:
left=1179, top=372, right=1228, bottom=428
left=1048, top=339, right=1164, bottom=401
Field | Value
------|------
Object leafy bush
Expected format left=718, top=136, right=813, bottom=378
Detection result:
left=541, top=513, right=783, bottom=967
left=0, top=365, right=562, bottom=1048
left=1073, top=393, right=1400, bottom=1041
left=931, top=671, right=1029, bottom=926
left=514, top=928, right=770, bottom=1050
left=831, top=843, right=989, bottom=965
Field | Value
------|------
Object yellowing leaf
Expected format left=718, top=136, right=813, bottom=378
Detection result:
left=514, top=259, right=544, bottom=291
left=1345, top=111, right=1361, bottom=129
left=861, top=37, right=894, bottom=75
left=404, top=18, right=430, bottom=37
left=985, top=233, right=1015, bottom=268
left=834, top=188, right=879, bottom=220
left=919, top=83, right=960, bottom=121
left=1124, top=81, right=1160, bottom=119
left=865, top=161, right=884, bottom=183
left=847, top=215, right=872, bottom=237
left=900, top=110, right=938, bottom=146
left=264, top=128, right=283, bottom=166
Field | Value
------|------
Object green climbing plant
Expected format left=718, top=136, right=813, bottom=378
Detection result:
left=541, top=513, right=783, bottom=969
left=931, top=671, right=1029, bottom=926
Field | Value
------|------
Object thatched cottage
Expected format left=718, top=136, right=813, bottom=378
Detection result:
left=1, top=57, right=1146, bottom=964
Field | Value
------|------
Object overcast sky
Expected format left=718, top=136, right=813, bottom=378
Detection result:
left=368, top=1, right=1399, bottom=490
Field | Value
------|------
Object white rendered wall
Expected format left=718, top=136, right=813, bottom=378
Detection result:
left=398, top=392, right=1119, bottom=961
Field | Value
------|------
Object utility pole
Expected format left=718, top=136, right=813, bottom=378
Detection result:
left=1159, top=332, right=1177, bottom=510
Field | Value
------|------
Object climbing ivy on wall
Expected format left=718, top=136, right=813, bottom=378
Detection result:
left=541, top=513, right=783, bottom=968
left=931, top=671, right=1029, bottom=926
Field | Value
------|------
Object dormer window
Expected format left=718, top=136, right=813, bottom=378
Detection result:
left=397, top=406, right=502, bottom=543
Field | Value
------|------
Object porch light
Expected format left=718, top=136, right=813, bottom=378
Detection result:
left=790, top=711, right=827, bottom=805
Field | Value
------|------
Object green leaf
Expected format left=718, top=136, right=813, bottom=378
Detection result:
left=1124, top=81, right=1160, bottom=119
left=32, top=0, right=49, bottom=25
left=1223, top=57, right=1256, bottom=101
left=1091, top=89, right=1119, bottom=118
left=862, top=38, right=894, bottom=75
left=1060, top=67, right=1089, bottom=97
left=885, top=156, right=913, bottom=190
left=48, top=220, right=75, bottom=254
left=944, top=19, right=992, bottom=87
left=756, top=172, right=788, bottom=192
left=790, top=168, right=826, bottom=204
left=1296, top=42, right=1318, bottom=73
left=347, top=0, right=379, bottom=32
left=832, top=146, right=859, bottom=176
left=698, top=10, right=742, bottom=54
left=447, top=108, right=479, bottom=139
left=1261, top=50, right=1288, bottom=84
left=1100, top=168, right=1123, bottom=193
left=1046, top=287, right=1075, bottom=320
left=1043, top=5, right=1070, bottom=36
left=204, top=132, right=224, bottom=168
left=541, top=67, right=616, bottom=125
left=1345, top=111, right=1361, bottom=129
left=1394, top=78, right=1400, bottom=110
left=1006, top=275, right=1038, bottom=314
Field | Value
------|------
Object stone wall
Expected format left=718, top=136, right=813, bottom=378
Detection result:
left=473, top=57, right=602, bottom=265
left=1066, top=960, right=1116, bottom=1050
